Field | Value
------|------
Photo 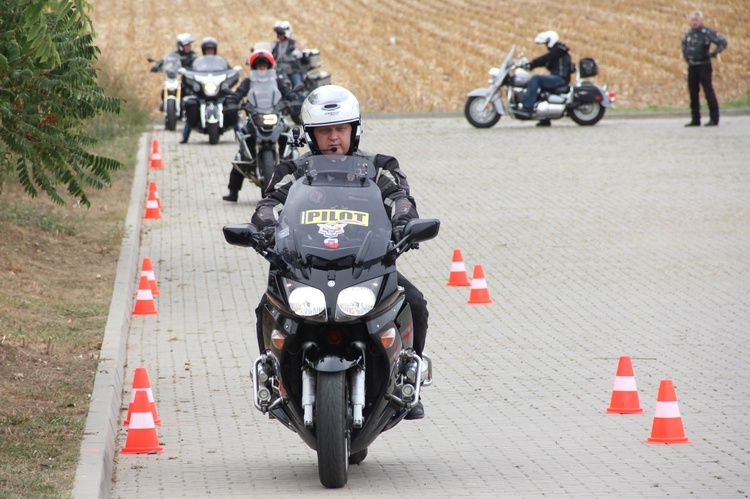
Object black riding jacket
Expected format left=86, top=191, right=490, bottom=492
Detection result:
left=528, top=42, right=572, bottom=83
left=682, top=26, right=727, bottom=66
left=251, top=150, right=418, bottom=229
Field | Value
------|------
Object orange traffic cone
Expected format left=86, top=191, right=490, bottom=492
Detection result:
left=132, top=275, right=158, bottom=315
left=148, top=181, right=162, bottom=209
left=646, top=379, right=690, bottom=444
left=149, top=139, right=163, bottom=169
left=124, top=366, right=162, bottom=426
left=121, top=390, right=164, bottom=454
left=144, top=196, right=161, bottom=220
left=447, top=249, right=471, bottom=286
left=140, top=257, right=160, bottom=296
left=467, top=265, right=492, bottom=304
left=606, top=356, right=644, bottom=414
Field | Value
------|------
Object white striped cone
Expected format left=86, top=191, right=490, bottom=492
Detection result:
left=606, top=356, right=643, bottom=414
left=647, top=379, right=690, bottom=443
left=121, top=390, right=164, bottom=454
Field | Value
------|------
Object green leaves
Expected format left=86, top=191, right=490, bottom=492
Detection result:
left=0, top=0, right=122, bottom=207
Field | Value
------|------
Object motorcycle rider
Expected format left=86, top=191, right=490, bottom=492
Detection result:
left=518, top=31, right=572, bottom=126
left=251, top=85, right=429, bottom=419
left=222, top=50, right=291, bottom=202
left=150, top=33, right=197, bottom=72
left=272, top=21, right=304, bottom=90
left=181, top=37, right=223, bottom=143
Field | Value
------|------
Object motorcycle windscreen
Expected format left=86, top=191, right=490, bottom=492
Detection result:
left=191, top=55, right=230, bottom=72
left=162, top=53, right=182, bottom=76
left=276, top=156, right=391, bottom=268
left=246, top=70, right=282, bottom=112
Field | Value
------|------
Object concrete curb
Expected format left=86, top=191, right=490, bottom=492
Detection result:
left=71, top=133, right=150, bottom=499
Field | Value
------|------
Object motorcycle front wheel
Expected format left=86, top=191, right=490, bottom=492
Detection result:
left=259, top=149, right=276, bottom=194
left=570, top=102, right=605, bottom=126
left=207, top=123, right=220, bottom=144
left=165, top=100, right=177, bottom=131
left=465, top=96, right=501, bottom=128
left=316, top=371, right=349, bottom=488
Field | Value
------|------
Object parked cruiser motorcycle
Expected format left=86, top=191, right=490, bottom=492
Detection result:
left=465, top=45, right=615, bottom=128
left=180, top=55, right=241, bottom=144
left=232, top=68, right=299, bottom=194
left=148, top=53, right=183, bottom=131
left=223, top=155, right=440, bottom=488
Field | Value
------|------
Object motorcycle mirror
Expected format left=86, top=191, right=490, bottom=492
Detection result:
left=403, top=218, right=441, bottom=244
left=223, top=223, right=259, bottom=248
left=147, top=57, right=156, bottom=62
left=292, top=127, right=301, bottom=140
left=233, top=65, right=243, bottom=71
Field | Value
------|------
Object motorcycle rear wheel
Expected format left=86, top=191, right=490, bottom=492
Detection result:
left=570, top=102, right=605, bottom=126
left=316, top=371, right=349, bottom=488
left=165, top=100, right=177, bottom=131
left=465, top=96, right=501, bottom=128
left=259, top=149, right=276, bottom=194
left=207, top=123, right=220, bottom=144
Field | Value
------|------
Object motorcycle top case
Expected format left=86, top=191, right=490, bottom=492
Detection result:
left=306, top=70, right=332, bottom=89
left=301, top=49, right=321, bottom=69
left=573, top=82, right=601, bottom=103
left=579, top=58, right=598, bottom=78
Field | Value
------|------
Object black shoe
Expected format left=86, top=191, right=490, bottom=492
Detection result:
left=222, top=191, right=238, bottom=202
left=536, top=119, right=551, bottom=127
left=179, top=137, right=189, bottom=143
left=684, top=121, right=701, bottom=127
left=705, top=120, right=719, bottom=127
left=404, top=400, right=424, bottom=420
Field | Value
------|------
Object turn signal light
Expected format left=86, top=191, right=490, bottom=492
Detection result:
left=271, top=329, right=285, bottom=349
left=379, top=327, right=396, bottom=348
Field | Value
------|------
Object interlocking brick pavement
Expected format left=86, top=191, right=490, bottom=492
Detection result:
left=84, top=115, right=750, bottom=498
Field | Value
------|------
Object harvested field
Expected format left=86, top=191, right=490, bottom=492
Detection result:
left=89, top=0, right=750, bottom=113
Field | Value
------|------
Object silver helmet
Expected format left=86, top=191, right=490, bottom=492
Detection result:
left=301, top=85, right=362, bottom=155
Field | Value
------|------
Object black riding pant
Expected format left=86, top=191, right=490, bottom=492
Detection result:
left=688, top=63, right=719, bottom=124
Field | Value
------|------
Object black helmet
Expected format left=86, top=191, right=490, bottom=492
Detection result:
left=201, top=37, right=218, bottom=55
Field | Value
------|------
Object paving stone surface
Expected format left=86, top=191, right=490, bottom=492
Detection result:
left=110, top=115, right=750, bottom=498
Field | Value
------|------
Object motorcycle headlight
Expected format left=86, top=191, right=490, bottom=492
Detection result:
left=335, top=277, right=382, bottom=320
left=203, top=82, right=219, bottom=96
left=262, top=114, right=279, bottom=126
left=286, top=282, right=326, bottom=317
left=165, top=80, right=179, bottom=91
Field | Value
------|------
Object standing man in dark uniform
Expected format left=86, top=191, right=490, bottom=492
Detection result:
left=682, top=11, right=727, bottom=127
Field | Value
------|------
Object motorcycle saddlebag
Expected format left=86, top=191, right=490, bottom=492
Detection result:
left=579, top=58, right=598, bottom=78
left=184, top=98, right=201, bottom=128
left=306, top=70, right=331, bottom=90
left=573, top=82, right=601, bottom=103
left=301, top=49, right=321, bottom=69
left=223, top=95, right=240, bottom=129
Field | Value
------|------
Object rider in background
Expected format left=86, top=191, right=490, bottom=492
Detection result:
left=271, top=21, right=304, bottom=90
left=181, top=37, right=222, bottom=143
left=251, top=85, right=430, bottom=420
left=518, top=31, right=572, bottom=126
left=222, top=50, right=290, bottom=202
left=150, top=33, right=197, bottom=72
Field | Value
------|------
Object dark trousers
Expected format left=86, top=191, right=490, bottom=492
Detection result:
left=688, top=63, right=719, bottom=124
left=255, top=272, right=429, bottom=356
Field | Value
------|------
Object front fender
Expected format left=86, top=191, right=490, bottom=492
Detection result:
left=467, top=88, right=504, bottom=114
left=313, top=356, right=358, bottom=372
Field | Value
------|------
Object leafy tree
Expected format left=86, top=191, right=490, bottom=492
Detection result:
left=0, top=0, right=122, bottom=207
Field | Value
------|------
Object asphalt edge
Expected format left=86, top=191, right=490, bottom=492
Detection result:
left=71, top=133, right=150, bottom=499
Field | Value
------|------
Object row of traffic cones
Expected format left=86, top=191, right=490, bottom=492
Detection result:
left=121, top=367, right=163, bottom=454
left=446, top=249, right=493, bottom=304
left=122, top=139, right=167, bottom=453
left=607, top=356, right=690, bottom=443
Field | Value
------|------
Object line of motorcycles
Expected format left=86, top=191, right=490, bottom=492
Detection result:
left=147, top=43, right=332, bottom=196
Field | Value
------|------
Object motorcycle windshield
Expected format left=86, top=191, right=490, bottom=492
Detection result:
left=276, top=156, right=392, bottom=270
left=246, top=70, right=282, bottom=112
left=191, top=55, right=231, bottom=72
left=162, top=53, right=182, bottom=76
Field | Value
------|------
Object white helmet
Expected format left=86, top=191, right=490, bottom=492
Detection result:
left=534, top=30, right=559, bottom=49
left=301, top=85, right=362, bottom=155
left=176, top=33, right=195, bottom=53
left=274, top=20, right=292, bottom=38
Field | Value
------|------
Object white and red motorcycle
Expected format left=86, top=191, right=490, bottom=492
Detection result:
left=465, top=45, right=615, bottom=128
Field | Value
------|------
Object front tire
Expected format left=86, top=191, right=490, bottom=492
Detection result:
left=316, top=371, right=349, bottom=489
left=207, top=123, right=220, bottom=144
left=165, top=100, right=177, bottom=131
left=465, top=96, right=501, bottom=128
left=259, top=149, right=276, bottom=194
left=570, top=102, right=605, bottom=126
